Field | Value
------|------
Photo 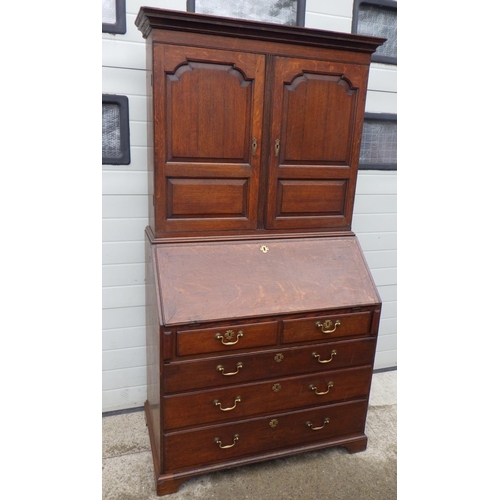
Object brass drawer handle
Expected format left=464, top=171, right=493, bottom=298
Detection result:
left=215, top=329, right=244, bottom=345
left=306, top=418, right=330, bottom=431
left=309, top=381, right=334, bottom=395
left=315, top=319, right=341, bottom=334
left=312, top=350, right=337, bottom=364
left=217, top=362, right=243, bottom=376
left=213, top=396, right=242, bottom=411
left=214, top=434, right=239, bottom=449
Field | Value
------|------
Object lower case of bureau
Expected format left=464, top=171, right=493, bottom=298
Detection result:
left=147, top=399, right=369, bottom=495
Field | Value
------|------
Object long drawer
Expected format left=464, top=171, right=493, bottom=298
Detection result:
left=163, top=399, right=368, bottom=471
left=164, top=365, right=372, bottom=430
left=163, top=338, right=376, bottom=393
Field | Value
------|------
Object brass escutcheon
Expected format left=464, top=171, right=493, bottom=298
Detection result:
left=260, top=245, right=269, bottom=253
left=272, top=383, right=281, bottom=393
left=274, top=138, right=280, bottom=157
left=269, top=419, right=279, bottom=428
left=274, top=353, right=284, bottom=363
left=251, top=137, right=258, bottom=156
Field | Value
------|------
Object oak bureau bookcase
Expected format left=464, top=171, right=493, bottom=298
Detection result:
left=135, top=7, right=385, bottom=495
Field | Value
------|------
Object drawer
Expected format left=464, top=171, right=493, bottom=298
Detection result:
left=176, top=321, right=278, bottom=357
left=282, top=311, right=373, bottom=344
left=163, top=399, right=368, bottom=471
left=164, top=365, right=372, bottom=430
left=164, top=338, right=377, bottom=393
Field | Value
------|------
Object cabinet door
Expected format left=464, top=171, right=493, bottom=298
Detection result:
left=153, top=44, right=265, bottom=234
left=265, top=57, right=369, bottom=231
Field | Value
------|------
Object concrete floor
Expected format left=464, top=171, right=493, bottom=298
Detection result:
left=103, top=370, right=397, bottom=499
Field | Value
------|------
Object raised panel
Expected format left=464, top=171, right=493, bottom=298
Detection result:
left=282, top=73, right=355, bottom=165
left=153, top=44, right=266, bottom=235
left=167, top=62, right=251, bottom=162
left=265, top=56, right=369, bottom=231
left=166, top=178, right=248, bottom=218
left=278, top=180, right=347, bottom=216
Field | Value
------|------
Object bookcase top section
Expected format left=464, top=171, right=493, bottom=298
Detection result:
left=135, top=7, right=385, bottom=54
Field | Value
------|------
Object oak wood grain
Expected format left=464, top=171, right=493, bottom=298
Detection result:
left=163, top=337, right=377, bottom=393
left=154, top=236, right=380, bottom=326
left=138, top=8, right=385, bottom=495
left=153, top=44, right=265, bottom=235
left=163, top=399, right=368, bottom=471
left=176, top=321, right=278, bottom=356
left=164, top=365, right=372, bottom=430
left=282, top=310, right=374, bottom=344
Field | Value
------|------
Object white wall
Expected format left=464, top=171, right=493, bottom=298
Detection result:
left=102, top=0, right=397, bottom=412
left=305, top=0, right=397, bottom=373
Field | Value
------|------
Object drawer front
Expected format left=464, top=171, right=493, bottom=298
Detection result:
left=164, top=338, right=376, bottom=393
left=282, top=311, right=373, bottom=344
left=176, top=321, right=279, bottom=356
left=164, top=400, right=368, bottom=471
left=164, top=366, right=372, bottom=430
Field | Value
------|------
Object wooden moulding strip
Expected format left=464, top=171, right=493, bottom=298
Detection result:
left=135, top=7, right=386, bottom=55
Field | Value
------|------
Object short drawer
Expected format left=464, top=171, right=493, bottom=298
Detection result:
left=164, top=365, right=372, bottom=430
left=163, top=338, right=377, bottom=393
left=282, top=311, right=373, bottom=344
left=163, top=399, right=368, bottom=471
left=176, top=321, right=278, bottom=356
